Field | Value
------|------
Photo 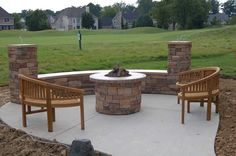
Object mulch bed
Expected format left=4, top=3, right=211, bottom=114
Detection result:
left=0, top=78, right=236, bottom=155
left=215, top=79, right=236, bottom=156
left=0, top=120, right=69, bottom=156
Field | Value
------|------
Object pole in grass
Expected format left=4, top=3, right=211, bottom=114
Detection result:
left=77, top=30, right=82, bottom=50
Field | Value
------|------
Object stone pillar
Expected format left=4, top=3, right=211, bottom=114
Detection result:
left=8, top=44, right=38, bottom=104
left=167, top=41, right=192, bottom=92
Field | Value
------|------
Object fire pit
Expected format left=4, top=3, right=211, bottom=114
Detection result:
left=90, top=66, right=146, bottom=115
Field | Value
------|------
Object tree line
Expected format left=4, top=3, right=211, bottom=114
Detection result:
left=152, top=0, right=236, bottom=29
left=12, top=0, right=236, bottom=31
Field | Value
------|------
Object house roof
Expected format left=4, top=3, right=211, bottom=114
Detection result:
left=208, top=13, right=229, bottom=22
left=0, top=7, right=12, bottom=18
left=54, top=6, right=97, bottom=21
left=123, top=11, right=139, bottom=21
left=56, top=7, right=86, bottom=18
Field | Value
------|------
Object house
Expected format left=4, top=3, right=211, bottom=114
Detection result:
left=100, top=17, right=113, bottom=29
left=208, top=13, right=229, bottom=25
left=112, top=11, right=139, bottom=29
left=0, top=7, right=14, bottom=30
left=112, top=12, right=122, bottom=29
left=51, top=6, right=98, bottom=31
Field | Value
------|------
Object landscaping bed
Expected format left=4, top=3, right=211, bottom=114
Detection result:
left=0, top=78, right=236, bottom=155
left=215, top=78, right=236, bottom=156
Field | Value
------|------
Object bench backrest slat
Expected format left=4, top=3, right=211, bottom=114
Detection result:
left=178, top=67, right=220, bottom=93
left=19, top=74, right=83, bottom=101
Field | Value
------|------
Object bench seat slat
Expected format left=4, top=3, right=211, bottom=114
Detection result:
left=19, top=74, right=85, bottom=132
left=23, top=98, right=81, bottom=107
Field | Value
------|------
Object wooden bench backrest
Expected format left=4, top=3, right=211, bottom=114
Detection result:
left=19, top=74, right=83, bottom=101
left=177, top=67, right=220, bottom=93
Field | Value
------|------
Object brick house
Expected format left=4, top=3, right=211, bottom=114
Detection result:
left=0, top=7, right=14, bottom=30
left=51, top=6, right=98, bottom=30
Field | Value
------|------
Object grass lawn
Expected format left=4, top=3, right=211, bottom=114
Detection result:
left=0, top=26, right=236, bottom=85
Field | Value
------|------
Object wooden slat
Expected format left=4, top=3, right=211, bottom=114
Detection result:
left=176, top=67, right=220, bottom=124
left=18, top=74, right=85, bottom=132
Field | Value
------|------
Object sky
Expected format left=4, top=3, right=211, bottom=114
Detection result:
left=0, top=0, right=229, bottom=13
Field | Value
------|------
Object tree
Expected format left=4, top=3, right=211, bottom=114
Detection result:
left=87, top=3, right=101, bottom=17
left=137, top=0, right=154, bottom=15
left=209, top=0, right=220, bottom=14
left=191, top=0, right=210, bottom=28
left=12, top=13, right=22, bottom=29
left=152, top=0, right=175, bottom=29
left=25, top=9, right=50, bottom=31
left=124, top=5, right=136, bottom=12
left=21, top=10, right=33, bottom=18
left=136, top=14, right=153, bottom=27
left=210, top=16, right=221, bottom=25
left=82, top=12, right=95, bottom=29
left=101, top=6, right=118, bottom=18
left=44, top=9, right=55, bottom=16
left=113, top=2, right=126, bottom=11
left=222, top=0, right=236, bottom=17
left=175, top=0, right=209, bottom=29
left=228, top=16, right=236, bottom=24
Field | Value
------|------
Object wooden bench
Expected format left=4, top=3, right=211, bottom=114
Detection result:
left=19, top=74, right=84, bottom=132
left=176, top=67, right=220, bottom=124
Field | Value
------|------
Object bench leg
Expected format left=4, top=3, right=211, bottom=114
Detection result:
left=47, top=107, right=53, bottom=132
left=80, top=104, right=85, bottom=130
left=22, top=103, right=27, bottom=127
left=181, top=100, right=185, bottom=124
left=52, top=108, right=56, bottom=122
left=187, top=101, right=190, bottom=113
left=27, top=106, right=31, bottom=113
left=207, top=98, right=212, bottom=121
left=177, top=97, right=180, bottom=104
left=200, top=101, right=204, bottom=107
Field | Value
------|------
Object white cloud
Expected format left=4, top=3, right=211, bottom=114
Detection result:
left=1, top=0, right=138, bottom=13
left=0, top=0, right=229, bottom=13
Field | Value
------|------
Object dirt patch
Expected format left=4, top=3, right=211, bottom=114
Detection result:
left=0, top=86, right=9, bottom=107
left=0, top=79, right=236, bottom=155
left=215, top=79, right=236, bottom=156
left=0, top=120, right=69, bottom=156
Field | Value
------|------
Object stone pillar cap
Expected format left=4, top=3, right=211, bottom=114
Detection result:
left=168, top=41, right=192, bottom=44
left=8, top=44, right=37, bottom=47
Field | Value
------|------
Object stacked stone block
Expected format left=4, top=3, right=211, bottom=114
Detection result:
left=41, top=74, right=95, bottom=95
left=95, top=81, right=142, bottom=115
left=8, top=44, right=38, bottom=103
left=167, top=41, right=192, bottom=92
left=141, top=72, right=169, bottom=94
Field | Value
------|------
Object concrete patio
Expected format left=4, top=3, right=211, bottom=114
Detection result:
left=0, top=94, right=219, bottom=156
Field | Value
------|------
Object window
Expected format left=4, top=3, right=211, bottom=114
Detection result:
left=4, top=18, right=9, bottom=22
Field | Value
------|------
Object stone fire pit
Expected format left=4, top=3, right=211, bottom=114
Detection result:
left=90, top=71, right=146, bottom=115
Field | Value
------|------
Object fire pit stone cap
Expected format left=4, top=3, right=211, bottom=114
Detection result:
left=90, top=72, right=146, bottom=83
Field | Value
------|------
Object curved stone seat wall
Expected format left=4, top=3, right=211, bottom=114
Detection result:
left=8, top=41, right=191, bottom=103
left=38, top=70, right=174, bottom=95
